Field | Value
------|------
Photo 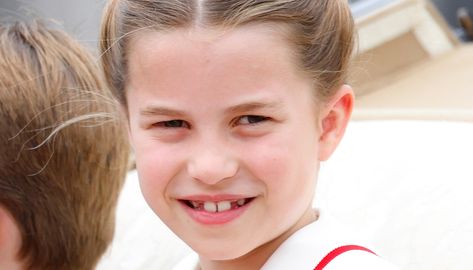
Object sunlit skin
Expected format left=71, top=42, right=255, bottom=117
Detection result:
left=126, top=24, right=353, bottom=270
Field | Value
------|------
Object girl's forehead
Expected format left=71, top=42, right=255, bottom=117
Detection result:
left=125, top=24, right=318, bottom=115
left=127, top=24, right=306, bottom=88
left=132, top=22, right=291, bottom=43
left=128, top=23, right=295, bottom=63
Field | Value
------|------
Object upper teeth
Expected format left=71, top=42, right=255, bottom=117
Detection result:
left=217, top=201, right=231, bottom=212
left=203, top=201, right=231, bottom=213
left=193, top=199, right=247, bottom=213
left=191, top=201, right=199, bottom=208
left=204, top=201, right=217, bottom=212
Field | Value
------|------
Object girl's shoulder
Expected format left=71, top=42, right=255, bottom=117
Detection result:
left=261, top=210, right=400, bottom=270
left=320, top=249, right=399, bottom=270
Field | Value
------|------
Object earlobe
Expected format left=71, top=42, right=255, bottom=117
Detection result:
left=318, top=84, right=354, bottom=161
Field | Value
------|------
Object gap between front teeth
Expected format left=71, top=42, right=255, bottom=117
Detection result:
left=204, top=201, right=230, bottom=213
left=199, top=199, right=246, bottom=213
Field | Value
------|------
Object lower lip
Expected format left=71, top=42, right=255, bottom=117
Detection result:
left=181, top=201, right=252, bottom=225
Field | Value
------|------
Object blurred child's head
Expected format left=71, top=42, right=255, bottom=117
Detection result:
left=0, top=21, right=129, bottom=270
left=100, top=0, right=355, bottom=267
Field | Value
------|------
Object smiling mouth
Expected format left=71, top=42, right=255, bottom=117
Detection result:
left=181, top=198, right=254, bottom=213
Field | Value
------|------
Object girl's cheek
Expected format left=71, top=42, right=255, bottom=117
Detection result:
left=240, top=140, right=291, bottom=184
left=136, top=142, right=185, bottom=192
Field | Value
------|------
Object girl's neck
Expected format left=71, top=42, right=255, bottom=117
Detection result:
left=198, top=208, right=319, bottom=270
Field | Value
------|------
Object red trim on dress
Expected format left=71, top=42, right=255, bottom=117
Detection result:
left=314, top=245, right=376, bottom=270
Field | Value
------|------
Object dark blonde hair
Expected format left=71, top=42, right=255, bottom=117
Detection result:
left=0, top=21, right=129, bottom=270
left=100, top=0, right=355, bottom=106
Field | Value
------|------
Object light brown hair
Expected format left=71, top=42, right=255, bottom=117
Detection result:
left=100, top=0, right=355, bottom=106
left=0, top=21, right=129, bottom=270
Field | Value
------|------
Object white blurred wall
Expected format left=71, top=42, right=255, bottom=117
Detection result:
left=0, top=0, right=105, bottom=49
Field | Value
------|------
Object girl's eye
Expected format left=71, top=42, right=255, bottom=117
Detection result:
left=236, top=115, right=269, bottom=125
left=154, top=120, right=190, bottom=128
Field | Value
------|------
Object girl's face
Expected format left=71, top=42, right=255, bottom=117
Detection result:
left=126, top=25, right=331, bottom=265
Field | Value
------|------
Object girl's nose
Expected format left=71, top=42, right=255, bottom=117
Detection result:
left=187, top=146, right=238, bottom=185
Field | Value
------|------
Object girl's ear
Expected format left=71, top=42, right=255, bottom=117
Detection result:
left=0, top=206, right=23, bottom=269
left=317, top=84, right=354, bottom=161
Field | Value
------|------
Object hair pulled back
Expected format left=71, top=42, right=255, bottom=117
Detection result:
left=100, top=0, right=355, bottom=106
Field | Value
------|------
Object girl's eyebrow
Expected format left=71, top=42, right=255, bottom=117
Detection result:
left=140, top=100, right=283, bottom=116
left=140, top=106, right=186, bottom=117
left=225, top=101, right=283, bottom=115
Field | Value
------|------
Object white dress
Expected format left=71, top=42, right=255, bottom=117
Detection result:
left=173, top=210, right=400, bottom=270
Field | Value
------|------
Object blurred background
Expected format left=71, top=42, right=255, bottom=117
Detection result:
left=0, top=0, right=104, bottom=48
left=346, top=0, right=473, bottom=121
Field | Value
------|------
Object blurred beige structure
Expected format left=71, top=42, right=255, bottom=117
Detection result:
left=351, top=0, right=473, bottom=121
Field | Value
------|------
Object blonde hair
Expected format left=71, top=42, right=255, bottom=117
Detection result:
left=100, top=0, right=355, bottom=105
left=0, top=21, right=129, bottom=270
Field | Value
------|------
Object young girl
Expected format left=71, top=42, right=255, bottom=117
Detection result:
left=0, top=21, right=129, bottom=270
left=100, top=0, right=399, bottom=269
